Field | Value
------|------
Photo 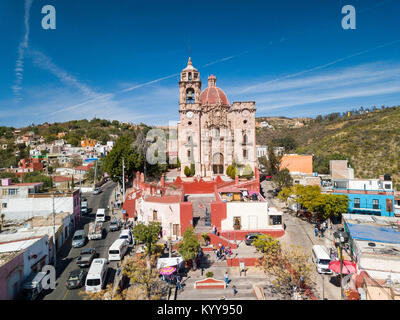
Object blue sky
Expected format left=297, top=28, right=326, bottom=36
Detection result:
left=1, top=0, right=400, bottom=127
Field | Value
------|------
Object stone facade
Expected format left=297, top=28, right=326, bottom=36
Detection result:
left=178, top=58, right=256, bottom=177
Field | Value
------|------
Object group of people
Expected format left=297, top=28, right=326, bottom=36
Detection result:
left=314, top=221, right=328, bottom=238
left=213, top=243, right=233, bottom=261
left=160, top=272, right=183, bottom=291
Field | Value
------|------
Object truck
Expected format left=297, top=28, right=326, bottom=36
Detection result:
left=22, top=272, right=47, bottom=300
left=88, top=221, right=104, bottom=240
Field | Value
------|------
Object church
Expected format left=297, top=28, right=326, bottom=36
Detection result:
left=177, top=58, right=257, bottom=178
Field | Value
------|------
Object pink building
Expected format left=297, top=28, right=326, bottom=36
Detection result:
left=0, top=251, right=24, bottom=300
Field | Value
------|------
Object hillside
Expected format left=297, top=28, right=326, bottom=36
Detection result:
left=256, top=106, right=400, bottom=188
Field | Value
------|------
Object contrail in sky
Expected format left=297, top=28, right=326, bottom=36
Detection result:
left=12, top=0, right=33, bottom=102
left=241, top=39, right=400, bottom=93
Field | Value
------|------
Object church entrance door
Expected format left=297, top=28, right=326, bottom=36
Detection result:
left=212, top=153, right=224, bottom=174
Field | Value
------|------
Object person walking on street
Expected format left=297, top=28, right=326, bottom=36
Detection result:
left=314, top=226, right=318, bottom=237
left=177, top=277, right=182, bottom=291
left=233, top=285, right=238, bottom=296
left=224, top=271, right=229, bottom=286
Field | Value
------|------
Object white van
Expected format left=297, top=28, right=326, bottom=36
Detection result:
left=95, top=208, right=106, bottom=222
left=85, top=258, right=108, bottom=293
left=312, top=245, right=333, bottom=274
left=108, top=239, right=129, bottom=261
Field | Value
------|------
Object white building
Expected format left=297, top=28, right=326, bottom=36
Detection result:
left=334, top=178, right=393, bottom=191
left=136, top=195, right=183, bottom=241
left=256, top=145, right=268, bottom=158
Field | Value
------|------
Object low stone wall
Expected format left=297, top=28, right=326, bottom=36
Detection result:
left=194, top=278, right=226, bottom=289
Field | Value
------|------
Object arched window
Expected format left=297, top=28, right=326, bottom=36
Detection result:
left=188, top=72, right=192, bottom=81
left=213, top=128, right=220, bottom=138
left=243, top=134, right=248, bottom=145
left=186, top=88, right=195, bottom=104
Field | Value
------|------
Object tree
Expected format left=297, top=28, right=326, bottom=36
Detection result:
left=253, top=234, right=281, bottom=258
left=293, top=185, right=323, bottom=213
left=272, top=136, right=298, bottom=153
left=277, top=187, right=294, bottom=207
left=132, top=222, right=162, bottom=256
left=265, top=147, right=282, bottom=176
left=71, top=175, right=75, bottom=189
left=226, top=164, right=236, bottom=179
left=122, top=255, right=167, bottom=300
left=319, top=194, right=349, bottom=220
left=271, top=168, right=293, bottom=191
left=178, top=226, right=200, bottom=270
left=240, top=164, right=254, bottom=179
left=259, top=241, right=314, bottom=299
left=184, top=166, right=191, bottom=177
left=104, top=135, right=143, bottom=184
left=22, top=172, right=53, bottom=189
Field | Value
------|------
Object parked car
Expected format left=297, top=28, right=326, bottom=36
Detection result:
left=66, top=269, right=87, bottom=289
left=119, top=229, right=133, bottom=245
left=72, top=230, right=86, bottom=248
left=244, top=233, right=263, bottom=246
left=93, top=188, right=101, bottom=195
left=109, top=219, right=121, bottom=232
left=76, top=248, right=98, bottom=267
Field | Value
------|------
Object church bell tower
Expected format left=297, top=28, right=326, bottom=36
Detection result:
left=178, top=58, right=202, bottom=177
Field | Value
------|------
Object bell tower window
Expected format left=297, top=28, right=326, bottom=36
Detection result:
left=188, top=72, right=192, bottom=81
left=186, top=88, right=195, bottom=104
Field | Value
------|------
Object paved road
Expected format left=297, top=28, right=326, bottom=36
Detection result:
left=43, top=181, right=124, bottom=300
left=261, top=180, right=341, bottom=300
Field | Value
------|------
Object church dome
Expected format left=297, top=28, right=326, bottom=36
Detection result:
left=200, top=75, right=229, bottom=106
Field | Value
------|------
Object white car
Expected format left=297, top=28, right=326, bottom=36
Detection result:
left=119, top=229, right=133, bottom=245
left=93, top=188, right=101, bottom=195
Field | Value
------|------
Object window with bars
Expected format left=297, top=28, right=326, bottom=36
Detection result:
left=373, top=199, right=379, bottom=210
left=354, top=198, right=360, bottom=208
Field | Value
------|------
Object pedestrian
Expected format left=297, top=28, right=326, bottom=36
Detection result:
left=224, top=272, right=229, bottom=286
left=177, top=277, right=182, bottom=291
left=218, top=242, right=222, bottom=249
left=314, top=226, right=318, bottom=237
left=221, top=245, right=225, bottom=253
left=229, top=247, right=233, bottom=256
left=233, top=285, right=238, bottom=296
left=321, top=226, right=326, bottom=238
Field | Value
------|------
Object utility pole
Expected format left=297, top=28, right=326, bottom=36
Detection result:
left=52, top=194, right=56, bottom=270
left=94, top=160, right=98, bottom=187
left=122, top=158, right=125, bottom=203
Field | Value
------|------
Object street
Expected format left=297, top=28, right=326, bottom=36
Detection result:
left=43, top=181, right=124, bottom=300
left=260, top=180, right=341, bottom=300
